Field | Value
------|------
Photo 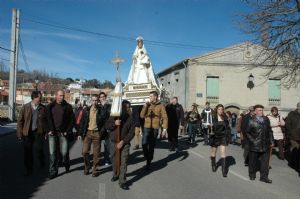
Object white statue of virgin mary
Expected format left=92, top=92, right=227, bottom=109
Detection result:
left=126, top=36, right=158, bottom=86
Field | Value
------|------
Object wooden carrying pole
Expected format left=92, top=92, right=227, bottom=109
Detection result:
left=110, top=52, right=124, bottom=177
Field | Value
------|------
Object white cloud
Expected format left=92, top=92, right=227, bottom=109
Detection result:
left=21, top=29, right=90, bottom=41
left=58, top=53, right=94, bottom=65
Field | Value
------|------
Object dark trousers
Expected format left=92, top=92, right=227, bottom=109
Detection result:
left=203, top=128, right=210, bottom=145
left=142, top=128, right=158, bottom=163
left=289, top=140, right=300, bottom=173
left=110, top=142, right=130, bottom=184
left=242, top=140, right=249, bottom=164
left=248, top=150, right=270, bottom=179
left=168, top=126, right=179, bottom=150
left=188, top=123, right=198, bottom=143
left=103, top=137, right=111, bottom=164
left=23, top=131, right=45, bottom=172
left=275, top=139, right=284, bottom=159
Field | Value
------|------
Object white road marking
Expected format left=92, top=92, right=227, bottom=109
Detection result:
left=98, top=183, right=106, bottom=199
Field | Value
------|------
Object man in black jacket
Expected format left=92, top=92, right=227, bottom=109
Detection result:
left=98, top=92, right=112, bottom=166
left=166, top=97, right=184, bottom=152
left=285, top=102, right=300, bottom=176
left=46, top=90, right=75, bottom=179
left=105, top=100, right=135, bottom=190
left=241, top=106, right=255, bottom=166
left=246, top=104, right=274, bottom=183
left=79, top=95, right=105, bottom=177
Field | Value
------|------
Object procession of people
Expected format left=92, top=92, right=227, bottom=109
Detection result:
left=15, top=37, right=300, bottom=191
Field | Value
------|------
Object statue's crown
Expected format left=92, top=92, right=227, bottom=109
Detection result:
left=136, top=36, right=144, bottom=41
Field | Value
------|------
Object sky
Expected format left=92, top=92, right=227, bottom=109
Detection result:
left=0, top=0, right=253, bottom=83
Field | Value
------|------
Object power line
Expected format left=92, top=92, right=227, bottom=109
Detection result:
left=19, top=36, right=30, bottom=72
left=23, top=18, right=219, bottom=50
left=0, top=46, right=13, bottom=52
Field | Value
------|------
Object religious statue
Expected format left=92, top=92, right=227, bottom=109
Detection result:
left=126, top=36, right=158, bottom=87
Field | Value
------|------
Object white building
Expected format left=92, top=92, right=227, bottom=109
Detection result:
left=157, top=42, right=300, bottom=117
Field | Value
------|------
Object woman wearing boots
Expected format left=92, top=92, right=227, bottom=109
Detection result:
left=210, top=104, right=231, bottom=177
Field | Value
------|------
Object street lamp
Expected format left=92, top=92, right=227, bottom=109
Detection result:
left=247, top=73, right=254, bottom=90
left=35, top=76, right=39, bottom=91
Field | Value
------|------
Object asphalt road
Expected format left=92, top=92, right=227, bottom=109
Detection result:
left=0, top=132, right=299, bottom=199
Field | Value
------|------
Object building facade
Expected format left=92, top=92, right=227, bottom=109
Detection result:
left=157, top=42, right=300, bottom=117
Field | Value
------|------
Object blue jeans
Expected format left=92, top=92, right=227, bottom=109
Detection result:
left=49, top=135, right=69, bottom=175
left=231, top=128, right=237, bottom=143
left=142, top=128, right=158, bottom=163
left=103, top=137, right=111, bottom=164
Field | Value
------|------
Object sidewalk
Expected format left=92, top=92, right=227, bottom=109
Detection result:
left=0, top=122, right=17, bottom=137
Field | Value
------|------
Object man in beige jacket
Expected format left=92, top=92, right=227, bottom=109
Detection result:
left=140, top=91, right=168, bottom=170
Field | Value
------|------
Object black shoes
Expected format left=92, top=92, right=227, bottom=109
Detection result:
left=24, top=169, right=33, bottom=176
left=111, top=176, right=119, bottom=182
left=65, top=165, right=70, bottom=173
left=260, top=178, right=272, bottom=184
left=48, top=173, right=57, bottom=179
left=119, top=183, right=129, bottom=190
left=250, top=176, right=255, bottom=181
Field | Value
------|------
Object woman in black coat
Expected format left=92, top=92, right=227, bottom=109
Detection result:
left=210, top=104, right=231, bottom=177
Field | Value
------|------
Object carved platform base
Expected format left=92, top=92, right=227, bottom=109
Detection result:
left=123, top=83, right=160, bottom=106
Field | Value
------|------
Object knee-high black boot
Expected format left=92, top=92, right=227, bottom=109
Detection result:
left=211, top=156, right=216, bottom=172
left=221, top=158, right=227, bottom=177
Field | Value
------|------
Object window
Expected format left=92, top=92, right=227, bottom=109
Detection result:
left=206, top=76, right=219, bottom=104
left=206, top=76, right=219, bottom=97
left=268, top=79, right=281, bottom=105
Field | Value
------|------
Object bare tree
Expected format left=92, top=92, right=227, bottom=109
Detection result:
left=240, top=0, right=300, bottom=87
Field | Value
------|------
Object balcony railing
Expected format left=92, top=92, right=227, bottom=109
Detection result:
left=206, top=96, right=219, bottom=105
left=269, top=98, right=281, bottom=106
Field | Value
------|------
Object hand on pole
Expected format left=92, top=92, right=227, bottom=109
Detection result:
left=117, top=140, right=124, bottom=149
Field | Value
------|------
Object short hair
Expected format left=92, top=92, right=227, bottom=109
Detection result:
left=150, top=91, right=158, bottom=97
left=205, top=101, right=210, bottom=105
left=248, top=106, right=254, bottom=111
left=254, top=104, right=264, bottom=110
left=297, top=102, right=300, bottom=107
left=172, top=97, right=178, bottom=101
left=91, top=94, right=99, bottom=99
left=31, top=91, right=41, bottom=100
left=99, top=92, right=107, bottom=97
left=56, top=89, right=65, bottom=95
left=271, top=106, right=278, bottom=112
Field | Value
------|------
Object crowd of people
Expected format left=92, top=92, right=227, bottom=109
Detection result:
left=16, top=89, right=300, bottom=190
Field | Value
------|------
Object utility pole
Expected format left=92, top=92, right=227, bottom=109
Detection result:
left=8, top=8, right=20, bottom=121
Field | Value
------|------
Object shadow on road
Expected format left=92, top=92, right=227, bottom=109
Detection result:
left=0, top=133, right=76, bottom=199
left=126, top=139, right=189, bottom=188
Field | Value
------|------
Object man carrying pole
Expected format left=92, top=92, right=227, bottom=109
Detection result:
left=107, top=52, right=135, bottom=190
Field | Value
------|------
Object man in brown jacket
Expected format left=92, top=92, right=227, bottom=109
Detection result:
left=17, top=91, right=46, bottom=176
left=140, top=91, right=168, bottom=170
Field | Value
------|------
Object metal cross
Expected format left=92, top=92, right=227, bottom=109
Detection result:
left=111, top=51, right=124, bottom=83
